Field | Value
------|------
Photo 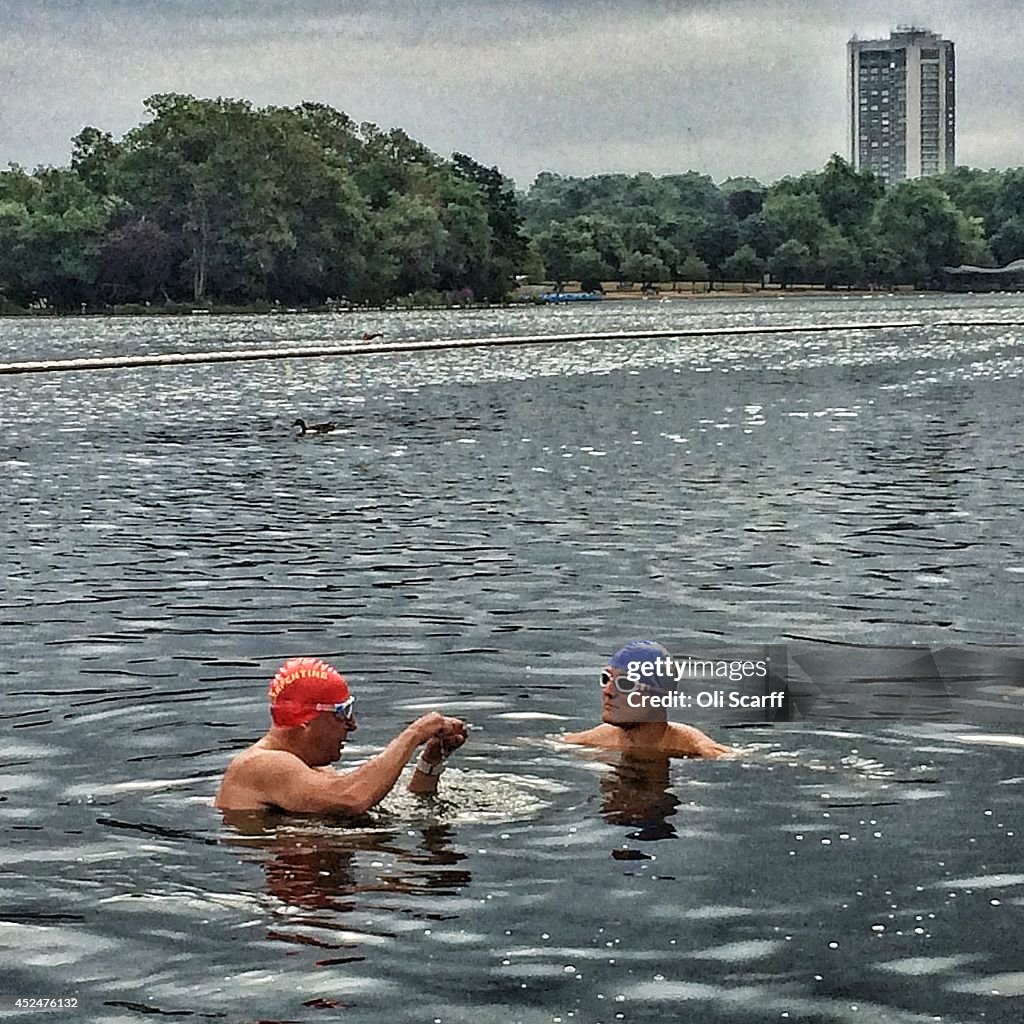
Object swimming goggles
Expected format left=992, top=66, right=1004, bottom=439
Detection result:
left=314, top=696, right=356, bottom=722
left=601, top=668, right=639, bottom=694
left=601, top=668, right=675, bottom=694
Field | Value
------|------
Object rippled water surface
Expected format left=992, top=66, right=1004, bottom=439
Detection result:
left=3, top=295, right=1024, bottom=1023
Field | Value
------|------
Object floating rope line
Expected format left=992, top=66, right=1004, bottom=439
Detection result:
left=0, top=319, right=1021, bottom=376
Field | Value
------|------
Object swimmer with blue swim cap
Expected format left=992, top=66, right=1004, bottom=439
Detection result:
left=607, top=640, right=675, bottom=687
left=563, top=641, right=732, bottom=758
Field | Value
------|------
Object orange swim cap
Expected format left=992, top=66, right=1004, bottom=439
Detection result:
left=268, top=657, right=351, bottom=727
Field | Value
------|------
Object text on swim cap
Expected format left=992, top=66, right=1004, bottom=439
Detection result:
left=269, top=662, right=339, bottom=701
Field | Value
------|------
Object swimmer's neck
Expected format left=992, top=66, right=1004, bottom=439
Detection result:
left=256, top=728, right=318, bottom=765
left=613, top=721, right=670, bottom=746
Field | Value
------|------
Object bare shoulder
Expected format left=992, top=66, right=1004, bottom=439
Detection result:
left=663, top=723, right=733, bottom=759
left=230, top=745, right=308, bottom=777
left=562, top=725, right=622, bottom=750
left=216, top=745, right=324, bottom=810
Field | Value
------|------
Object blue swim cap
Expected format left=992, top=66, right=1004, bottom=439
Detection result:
left=608, top=640, right=673, bottom=689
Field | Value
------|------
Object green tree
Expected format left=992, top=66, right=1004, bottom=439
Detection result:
left=738, top=213, right=784, bottom=259
left=433, top=174, right=493, bottom=296
left=816, top=154, right=883, bottom=231
left=987, top=169, right=1024, bottom=264
left=354, top=124, right=442, bottom=211
left=873, top=178, right=988, bottom=286
left=991, top=215, right=1024, bottom=266
left=762, top=191, right=830, bottom=249
left=620, top=250, right=669, bottom=289
left=721, top=244, right=765, bottom=286
left=939, top=166, right=1005, bottom=234
left=622, top=221, right=676, bottom=269
left=118, top=95, right=384, bottom=303
left=533, top=222, right=574, bottom=291
left=520, top=169, right=726, bottom=235
left=815, top=230, right=863, bottom=288
left=768, top=239, right=812, bottom=289
left=692, top=216, right=739, bottom=288
left=71, top=127, right=120, bottom=195
left=376, top=193, right=447, bottom=296
left=452, top=152, right=527, bottom=299
left=721, top=177, right=766, bottom=221
left=521, top=241, right=546, bottom=284
left=118, top=94, right=283, bottom=300
left=725, top=188, right=765, bottom=221
left=858, top=232, right=900, bottom=287
left=663, top=212, right=707, bottom=265
left=678, top=253, right=709, bottom=292
left=259, top=105, right=375, bottom=303
left=533, top=214, right=625, bottom=288
left=13, top=112, right=1024, bottom=310
left=0, top=165, right=110, bottom=308
left=287, top=102, right=363, bottom=166
left=572, top=247, right=613, bottom=292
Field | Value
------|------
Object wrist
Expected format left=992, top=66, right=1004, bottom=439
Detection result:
left=414, top=754, right=446, bottom=776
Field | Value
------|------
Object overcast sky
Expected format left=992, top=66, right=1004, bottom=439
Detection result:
left=1, top=0, right=1021, bottom=189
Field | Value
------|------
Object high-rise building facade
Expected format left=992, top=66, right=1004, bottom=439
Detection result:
left=848, top=28, right=955, bottom=183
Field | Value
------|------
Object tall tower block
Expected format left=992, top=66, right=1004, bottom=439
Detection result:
left=849, top=28, right=955, bottom=183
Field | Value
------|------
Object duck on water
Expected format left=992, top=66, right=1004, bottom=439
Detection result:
left=292, top=418, right=336, bottom=436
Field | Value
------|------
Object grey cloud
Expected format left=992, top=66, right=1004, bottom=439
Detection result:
left=1, top=0, right=1022, bottom=187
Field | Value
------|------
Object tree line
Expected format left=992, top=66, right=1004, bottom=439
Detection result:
left=1, top=93, right=1023, bottom=311
left=523, top=159, right=1024, bottom=292
left=0, top=94, right=526, bottom=310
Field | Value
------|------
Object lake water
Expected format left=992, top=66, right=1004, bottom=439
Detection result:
left=3, top=293, right=1024, bottom=1023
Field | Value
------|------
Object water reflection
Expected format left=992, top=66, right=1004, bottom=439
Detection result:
left=221, top=812, right=471, bottom=915
left=598, top=756, right=680, bottom=842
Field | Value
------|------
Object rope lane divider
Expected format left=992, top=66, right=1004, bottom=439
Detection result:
left=1, top=318, right=1022, bottom=376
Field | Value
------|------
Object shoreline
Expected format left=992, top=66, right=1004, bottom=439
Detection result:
left=2, top=284, right=1016, bottom=319
left=590, top=284, right=915, bottom=301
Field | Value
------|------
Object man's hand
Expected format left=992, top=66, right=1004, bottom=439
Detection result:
left=408, top=717, right=467, bottom=795
left=408, top=712, right=448, bottom=744
left=409, top=713, right=466, bottom=746
left=439, top=717, right=467, bottom=753
left=422, top=721, right=467, bottom=763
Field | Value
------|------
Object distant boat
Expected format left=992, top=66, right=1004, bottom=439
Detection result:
left=536, top=292, right=603, bottom=304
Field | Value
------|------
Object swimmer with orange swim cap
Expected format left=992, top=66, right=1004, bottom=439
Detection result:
left=215, top=657, right=467, bottom=813
left=564, top=641, right=731, bottom=758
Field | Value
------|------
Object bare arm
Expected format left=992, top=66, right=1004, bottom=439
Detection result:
left=249, top=716, right=448, bottom=813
